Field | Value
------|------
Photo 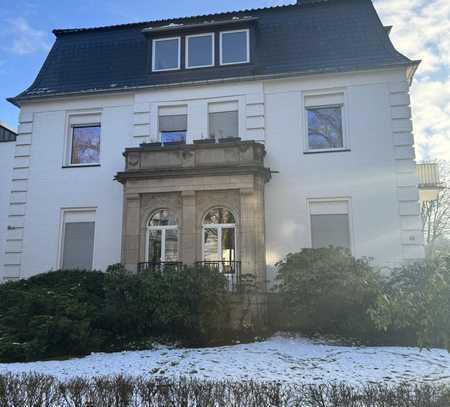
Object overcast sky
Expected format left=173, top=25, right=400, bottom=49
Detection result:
left=0, top=0, right=448, bottom=161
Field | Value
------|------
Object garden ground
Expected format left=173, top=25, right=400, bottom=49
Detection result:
left=1, top=334, right=449, bottom=386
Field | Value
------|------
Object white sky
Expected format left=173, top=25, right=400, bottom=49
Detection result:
left=374, top=0, right=450, bottom=162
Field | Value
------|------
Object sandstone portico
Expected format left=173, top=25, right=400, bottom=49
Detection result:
left=116, top=140, right=270, bottom=288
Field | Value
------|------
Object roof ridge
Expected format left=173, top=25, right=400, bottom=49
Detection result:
left=52, top=1, right=328, bottom=36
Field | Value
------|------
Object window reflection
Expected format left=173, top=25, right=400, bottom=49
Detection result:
left=71, top=125, right=100, bottom=164
left=307, top=106, right=343, bottom=150
left=203, top=208, right=235, bottom=225
left=147, top=209, right=178, bottom=263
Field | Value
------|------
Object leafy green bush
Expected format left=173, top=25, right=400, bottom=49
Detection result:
left=274, top=247, right=382, bottom=341
left=0, top=270, right=107, bottom=362
left=369, top=255, right=450, bottom=350
left=0, top=266, right=233, bottom=362
left=101, top=264, right=230, bottom=346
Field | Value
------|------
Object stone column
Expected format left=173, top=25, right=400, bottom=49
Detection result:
left=240, top=182, right=266, bottom=289
left=122, top=193, right=141, bottom=272
left=181, top=190, right=196, bottom=265
left=240, top=187, right=257, bottom=277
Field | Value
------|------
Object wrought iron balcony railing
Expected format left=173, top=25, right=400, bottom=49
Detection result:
left=195, top=260, right=241, bottom=291
left=137, top=261, right=183, bottom=273
left=137, top=260, right=242, bottom=291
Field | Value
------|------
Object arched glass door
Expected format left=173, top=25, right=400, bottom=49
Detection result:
left=202, top=208, right=237, bottom=279
left=146, top=209, right=178, bottom=264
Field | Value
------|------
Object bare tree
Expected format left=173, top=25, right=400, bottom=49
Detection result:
left=420, top=161, right=450, bottom=253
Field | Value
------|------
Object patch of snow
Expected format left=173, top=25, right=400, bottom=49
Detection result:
left=1, top=335, right=449, bottom=385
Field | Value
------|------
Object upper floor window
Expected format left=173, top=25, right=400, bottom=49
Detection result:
left=158, top=105, right=187, bottom=144
left=304, top=93, right=347, bottom=152
left=208, top=101, right=239, bottom=140
left=152, top=37, right=180, bottom=71
left=66, top=112, right=101, bottom=166
left=220, top=29, right=250, bottom=65
left=186, top=33, right=214, bottom=69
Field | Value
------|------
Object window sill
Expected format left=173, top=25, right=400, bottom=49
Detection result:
left=62, top=164, right=101, bottom=169
left=304, top=149, right=351, bottom=155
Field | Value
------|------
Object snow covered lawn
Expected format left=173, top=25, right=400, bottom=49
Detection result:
left=1, top=335, right=449, bottom=386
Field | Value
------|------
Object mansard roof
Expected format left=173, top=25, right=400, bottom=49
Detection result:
left=9, top=0, right=418, bottom=106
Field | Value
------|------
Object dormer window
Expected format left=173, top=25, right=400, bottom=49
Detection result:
left=152, top=37, right=181, bottom=71
left=186, top=33, right=214, bottom=69
left=220, top=29, right=250, bottom=65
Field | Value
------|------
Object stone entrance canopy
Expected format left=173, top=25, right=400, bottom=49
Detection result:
left=115, top=140, right=270, bottom=287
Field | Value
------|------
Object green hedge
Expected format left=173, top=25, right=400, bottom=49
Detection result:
left=274, top=247, right=382, bottom=341
left=370, top=255, right=450, bottom=350
left=1, top=373, right=449, bottom=407
left=0, top=265, right=232, bottom=362
left=273, top=247, right=450, bottom=349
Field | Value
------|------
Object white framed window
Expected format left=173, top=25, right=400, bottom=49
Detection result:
left=220, top=29, right=250, bottom=65
left=152, top=37, right=181, bottom=72
left=146, top=209, right=178, bottom=263
left=186, top=33, right=214, bottom=69
left=65, top=113, right=101, bottom=166
left=304, top=93, right=348, bottom=153
left=308, top=199, right=352, bottom=251
left=208, top=101, right=239, bottom=140
left=59, top=209, right=96, bottom=270
left=158, top=105, right=187, bottom=144
left=202, top=207, right=236, bottom=263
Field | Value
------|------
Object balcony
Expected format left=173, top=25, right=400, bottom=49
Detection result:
left=116, top=138, right=269, bottom=290
left=137, top=261, right=183, bottom=273
left=417, top=163, right=444, bottom=202
left=115, top=139, right=270, bottom=184
left=196, top=261, right=241, bottom=291
left=136, top=260, right=242, bottom=291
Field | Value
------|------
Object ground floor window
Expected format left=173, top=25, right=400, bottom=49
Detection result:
left=60, top=209, right=96, bottom=270
left=309, top=199, right=351, bottom=250
left=146, top=209, right=178, bottom=263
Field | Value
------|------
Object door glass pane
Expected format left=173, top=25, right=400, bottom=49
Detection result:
left=165, top=229, right=178, bottom=261
left=203, top=208, right=235, bottom=224
left=203, top=227, right=219, bottom=261
left=149, top=209, right=177, bottom=226
left=148, top=229, right=162, bottom=262
left=221, top=227, right=235, bottom=262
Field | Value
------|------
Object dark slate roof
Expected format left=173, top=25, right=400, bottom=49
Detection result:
left=9, top=0, right=418, bottom=106
left=0, top=124, right=17, bottom=143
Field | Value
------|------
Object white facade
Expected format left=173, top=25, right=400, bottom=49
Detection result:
left=1, top=67, right=424, bottom=280
left=0, top=140, right=15, bottom=278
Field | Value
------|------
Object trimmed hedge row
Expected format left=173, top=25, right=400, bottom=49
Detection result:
left=1, top=373, right=449, bottom=407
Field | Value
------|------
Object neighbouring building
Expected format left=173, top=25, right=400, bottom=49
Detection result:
left=0, top=123, right=17, bottom=279
left=2, top=0, right=425, bottom=286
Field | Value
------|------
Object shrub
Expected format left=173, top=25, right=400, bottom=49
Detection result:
left=369, top=255, right=450, bottom=350
left=0, top=373, right=449, bottom=407
left=0, top=266, right=234, bottom=362
left=101, top=264, right=231, bottom=346
left=0, top=270, right=107, bottom=362
left=274, top=247, right=383, bottom=342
